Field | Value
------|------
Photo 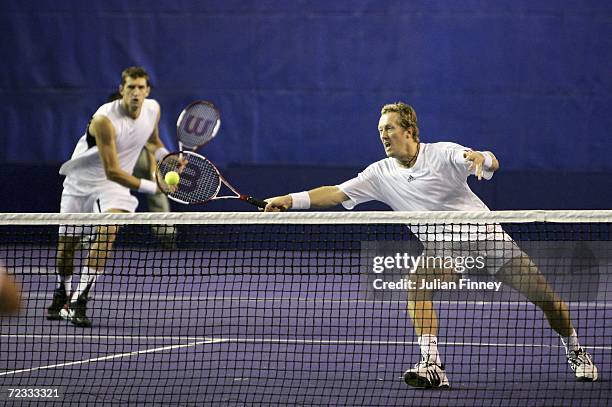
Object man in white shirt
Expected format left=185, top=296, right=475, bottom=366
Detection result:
left=106, top=91, right=177, bottom=249
left=263, top=102, right=598, bottom=387
left=46, top=67, right=171, bottom=327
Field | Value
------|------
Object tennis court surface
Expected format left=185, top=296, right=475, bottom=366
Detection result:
left=1, top=211, right=610, bottom=406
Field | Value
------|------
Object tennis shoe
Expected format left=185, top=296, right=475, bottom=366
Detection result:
left=404, top=358, right=451, bottom=389
left=59, top=295, right=92, bottom=327
left=567, top=348, right=598, bottom=382
left=46, top=285, right=68, bottom=320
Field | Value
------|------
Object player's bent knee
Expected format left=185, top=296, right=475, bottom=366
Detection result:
left=407, top=299, right=435, bottom=312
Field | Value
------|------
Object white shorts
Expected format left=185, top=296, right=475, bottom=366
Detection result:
left=421, top=229, right=526, bottom=275
left=58, top=185, right=138, bottom=236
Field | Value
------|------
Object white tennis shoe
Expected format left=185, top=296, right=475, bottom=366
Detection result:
left=403, top=358, right=451, bottom=389
left=567, top=348, right=598, bottom=382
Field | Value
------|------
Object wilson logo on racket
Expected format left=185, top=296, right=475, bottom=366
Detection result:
left=183, top=116, right=215, bottom=136
left=176, top=100, right=221, bottom=151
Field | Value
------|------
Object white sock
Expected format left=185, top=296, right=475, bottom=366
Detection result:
left=560, top=329, right=581, bottom=354
left=418, top=334, right=442, bottom=365
left=57, top=275, right=73, bottom=297
left=71, top=267, right=100, bottom=301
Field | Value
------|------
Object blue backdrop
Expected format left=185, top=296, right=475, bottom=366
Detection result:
left=0, top=1, right=610, bottom=211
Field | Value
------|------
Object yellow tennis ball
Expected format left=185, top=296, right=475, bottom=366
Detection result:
left=164, top=171, right=180, bottom=186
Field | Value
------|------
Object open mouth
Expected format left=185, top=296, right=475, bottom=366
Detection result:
left=383, top=141, right=391, bottom=148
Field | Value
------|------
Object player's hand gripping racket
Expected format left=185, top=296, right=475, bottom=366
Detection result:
left=155, top=151, right=267, bottom=208
left=176, top=101, right=221, bottom=151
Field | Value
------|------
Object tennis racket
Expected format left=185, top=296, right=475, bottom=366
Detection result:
left=176, top=101, right=221, bottom=151
left=155, top=151, right=267, bottom=208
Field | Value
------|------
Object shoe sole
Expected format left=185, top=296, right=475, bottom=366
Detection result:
left=404, top=372, right=451, bottom=389
left=63, top=316, right=93, bottom=328
left=71, top=320, right=92, bottom=328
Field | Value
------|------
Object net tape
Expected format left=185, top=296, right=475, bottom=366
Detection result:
left=0, top=209, right=611, bottom=225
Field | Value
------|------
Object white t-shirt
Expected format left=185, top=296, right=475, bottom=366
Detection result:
left=338, top=142, right=500, bottom=241
left=59, top=99, right=159, bottom=196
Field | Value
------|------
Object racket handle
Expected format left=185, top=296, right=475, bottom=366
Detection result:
left=244, top=196, right=268, bottom=209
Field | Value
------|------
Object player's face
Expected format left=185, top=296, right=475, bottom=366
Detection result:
left=120, top=77, right=150, bottom=114
left=378, top=112, right=413, bottom=158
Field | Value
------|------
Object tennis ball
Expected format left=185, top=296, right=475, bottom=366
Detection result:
left=164, top=171, right=180, bottom=186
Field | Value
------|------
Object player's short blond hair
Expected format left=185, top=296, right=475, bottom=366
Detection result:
left=381, top=102, right=419, bottom=142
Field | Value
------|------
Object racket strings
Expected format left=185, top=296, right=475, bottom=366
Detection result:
left=158, top=153, right=220, bottom=203
left=188, top=160, right=220, bottom=201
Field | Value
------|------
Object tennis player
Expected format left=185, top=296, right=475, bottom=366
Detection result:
left=46, top=67, right=171, bottom=327
left=108, top=90, right=177, bottom=249
left=263, top=102, right=598, bottom=387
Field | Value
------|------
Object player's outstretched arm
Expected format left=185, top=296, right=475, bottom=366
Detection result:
left=264, top=186, right=348, bottom=212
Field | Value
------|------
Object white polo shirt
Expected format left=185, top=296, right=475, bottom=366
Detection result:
left=338, top=142, right=501, bottom=242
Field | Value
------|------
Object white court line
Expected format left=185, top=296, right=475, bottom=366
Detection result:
left=220, top=337, right=612, bottom=351
left=2, top=333, right=611, bottom=351
left=22, top=292, right=612, bottom=307
left=2, top=335, right=610, bottom=377
left=0, top=334, right=208, bottom=342
left=0, top=337, right=227, bottom=377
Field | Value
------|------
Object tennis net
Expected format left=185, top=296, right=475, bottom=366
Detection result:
left=0, top=210, right=610, bottom=406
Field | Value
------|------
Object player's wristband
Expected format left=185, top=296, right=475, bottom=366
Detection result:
left=290, top=192, right=310, bottom=210
left=480, top=151, right=493, bottom=170
left=154, top=147, right=170, bottom=163
left=138, top=179, right=158, bottom=195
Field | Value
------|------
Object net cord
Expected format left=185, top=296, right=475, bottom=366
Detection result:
left=0, top=210, right=610, bottom=226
